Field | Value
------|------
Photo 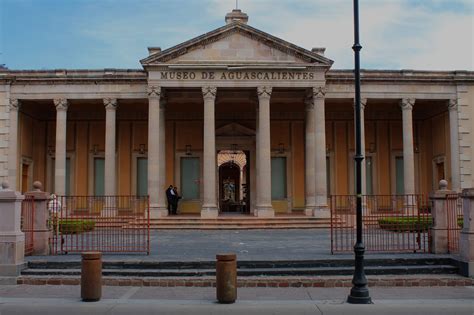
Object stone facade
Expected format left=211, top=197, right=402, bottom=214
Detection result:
left=0, top=10, right=474, bottom=217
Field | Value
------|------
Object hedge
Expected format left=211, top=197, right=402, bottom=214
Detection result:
left=51, top=219, right=96, bottom=234
left=378, top=217, right=433, bottom=232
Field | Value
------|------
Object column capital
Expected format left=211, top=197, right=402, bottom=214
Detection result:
left=400, top=98, right=415, bottom=111
left=312, top=86, right=326, bottom=99
left=257, top=86, right=272, bottom=101
left=448, top=99, right=458, bottom=111
left=53, top=98, right=68, bottom=111
left=104, top=98, right=118, bottom=110
left=202, top=86, right=217, bottom=101
left=147, top=86, right=162, bottom=99
left=9, top=99, right=20, bottom=110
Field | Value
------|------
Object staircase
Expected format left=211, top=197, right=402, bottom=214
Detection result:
left=19, top=257, right=468, bottom=287
left=141, top=214, right=333, bottom=230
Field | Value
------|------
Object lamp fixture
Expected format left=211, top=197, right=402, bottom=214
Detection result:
left=139, top=144, right=146, bottom=154
left=278, top=142, right=285, bottom=154
left=185, top=144, right=192, bottom=155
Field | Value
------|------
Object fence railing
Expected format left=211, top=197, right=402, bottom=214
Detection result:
left=446, top=193, right=462, bottom=254
left=330, top=194, right=431, bottom=253
left=21, top=195, right=35, bottom=256
left=50, top=195, right=150, bottom=255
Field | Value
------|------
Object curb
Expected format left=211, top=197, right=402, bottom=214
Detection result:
left=17, top=275, right=474, bottom=287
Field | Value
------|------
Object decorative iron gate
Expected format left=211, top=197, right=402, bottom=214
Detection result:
left=50, top=196, right=150, bottom=255
left=21, top=195, right=35, bottom=256
left=330, top=195, right=431, bottom=253
left=446, top=193, right=462, bottom=254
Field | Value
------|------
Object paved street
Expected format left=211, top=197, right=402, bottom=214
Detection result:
left=0, top=285, right=472, bottom=314
left=27, top=229, right=449, bottom=262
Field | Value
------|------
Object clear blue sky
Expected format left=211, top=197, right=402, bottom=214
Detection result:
left=1, top=0, right=473, bottom=70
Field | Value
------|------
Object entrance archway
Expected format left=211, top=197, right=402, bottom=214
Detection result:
left=217, top=150, right=248, bottom=213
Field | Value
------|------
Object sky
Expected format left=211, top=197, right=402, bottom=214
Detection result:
left=0, top=0, right=473, bottom=70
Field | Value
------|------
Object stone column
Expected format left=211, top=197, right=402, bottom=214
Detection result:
left=314, top=87, right=329, bottom=218
left=0, top=182, right=25, bottom=283
left=256, top=86, right=274, bottom=218
left=147, top=86, right=167, bottom=218
left=54, top=98, right=68, bottom=196
left=429, top=180, right=454, bottom=254
left=201, top=86, right=218, bottom=218
left=448, top=99, right=461, bottom=191
left=7, top=99, right=20, bottom=190
left=460, top=188, right=474, bottom=277
left=104, top=98, right=117, bottom=196
left=304, top=95, right=316, bottom=216
left=400, top=98, right=416, bottom=196
left=24, top=181, right=50, bottom=255
left=158, top=98, right=167, bottom=214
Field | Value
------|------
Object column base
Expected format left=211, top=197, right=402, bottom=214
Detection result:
left=304, top=206, right=315, bottom=216
left=255, top=205, right=274, bottom=218
left=201, top=205, right=218, bottom=218
left=312, top=205, right=330, bottom=218
left=150, top=205, right=169, bottom=219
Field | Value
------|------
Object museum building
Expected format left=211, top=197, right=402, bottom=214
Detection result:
left=1, top=9, right=474, bottom=219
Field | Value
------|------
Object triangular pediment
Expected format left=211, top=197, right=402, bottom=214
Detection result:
left=141, top=23, right=333, bottom=67
left=216, top=123, right=255, bottom=137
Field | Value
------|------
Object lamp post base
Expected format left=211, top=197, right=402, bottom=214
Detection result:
left=347, top=287, right=372, bottom=304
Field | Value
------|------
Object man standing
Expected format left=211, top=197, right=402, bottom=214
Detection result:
left=165, top=185, right=174, bottom=215
left=171, top=186, right=181, bottom=215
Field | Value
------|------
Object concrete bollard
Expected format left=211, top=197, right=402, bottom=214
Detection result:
left=81, top=252, right=102, bottom=302
left=216, top=253, right=237, bottom=304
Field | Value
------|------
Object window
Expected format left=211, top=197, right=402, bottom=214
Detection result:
left=137, top=157, right=148, bottom=196
left=271, top=157, right=287, bottom=200
left=395, top=156, right=404, bottom=194
left=94, top=158, right=105, bottom=196
left=181, top=157, right=200, bottom=200
left=65, top=158, right=71, bottom=196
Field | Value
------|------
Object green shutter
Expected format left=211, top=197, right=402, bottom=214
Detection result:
left=181, top=157, right=200, bottom=200
left=366, top=157, right=373, bottom=195
left=395, top=157, right=404, bottom=195
left=94, top=158, right=105, bottom=196
left=271, top=157, right=287, bottom=200
left=137, top=158, right=148, bottom=196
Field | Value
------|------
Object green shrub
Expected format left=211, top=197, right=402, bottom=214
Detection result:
left=458, top=218, right=463, bottom=228
left=50, top=219, right=96, bottom=234
left=378, top=217, right=433, bottom=232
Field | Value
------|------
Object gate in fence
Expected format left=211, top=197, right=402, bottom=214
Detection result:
left=50, top=195, right=150, bottom=255
left=446, top=193, right=462, bottom=254
left=21, top=195, right=35, bottom=256
left=330, top=194, right=431, bottom=254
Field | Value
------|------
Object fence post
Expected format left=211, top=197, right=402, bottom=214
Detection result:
left=460, top=188, right=474, bottom=277
left=24, top=181, right=50, bottom=255
left=429, top=180, right=454, bottom=254
left=0, top=182, right=25, bottom=283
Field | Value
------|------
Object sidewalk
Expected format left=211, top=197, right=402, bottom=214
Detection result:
left=0, top=285, right=472, bottom=315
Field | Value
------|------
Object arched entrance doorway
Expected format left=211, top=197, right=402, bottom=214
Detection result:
left=217, top=150, right=249, bottom=213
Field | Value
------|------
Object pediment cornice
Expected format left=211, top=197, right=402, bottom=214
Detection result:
left=141, top=22, right=333, bottom=67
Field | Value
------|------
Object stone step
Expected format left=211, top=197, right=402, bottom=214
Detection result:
left=145, top=225, right=329, bottom=230
left=26, top=257, right=457, bottom=270
left=20, top=265, right=458, bottom=277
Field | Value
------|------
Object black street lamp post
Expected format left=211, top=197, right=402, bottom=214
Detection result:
left=347, top=0, right=372, bottom=304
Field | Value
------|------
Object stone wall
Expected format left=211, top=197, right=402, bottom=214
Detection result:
left=0, top=84, right=10, bottom=184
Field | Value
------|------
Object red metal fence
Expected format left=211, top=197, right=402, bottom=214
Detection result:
left=21, top=195, right=35, bottom=256
left=446, top=193, right=462, bottom=254
left=330, top=195, right=431, bottom=253
left=50, top=196, right=150, bottom=255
